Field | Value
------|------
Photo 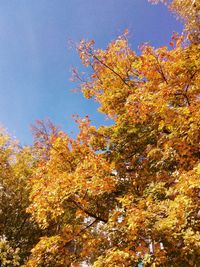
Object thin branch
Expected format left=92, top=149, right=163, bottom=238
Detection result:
left=70, top=198, right=108, bottom=223
left=153, top=55, right=168, bottom=84
left=63, top=218, right=98, bottom=249
left=183, top=93, right=190, bottom=106
left=79, top=218, right=98, bottom=235
left=91, top=52, right=131, bottom=88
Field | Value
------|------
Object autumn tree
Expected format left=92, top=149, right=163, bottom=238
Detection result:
left=26, top=2, right=200, bottom=266
left=0, top=129, right=42, bottom=266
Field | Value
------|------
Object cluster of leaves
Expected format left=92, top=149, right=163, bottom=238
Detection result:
left=1, top=1, right=200, bottom=266
left=0, top=236, right=20, bottom=267
left=0, top=129, right=42, bottom=265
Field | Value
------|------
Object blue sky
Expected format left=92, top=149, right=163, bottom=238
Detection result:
left=0, top=0, right=182, bottom=144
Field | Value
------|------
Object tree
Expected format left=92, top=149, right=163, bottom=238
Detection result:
left=27, top=2, right=200, bottom=267
left=0, top=129, right=42, bottom=266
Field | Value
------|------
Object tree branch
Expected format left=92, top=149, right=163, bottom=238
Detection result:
left=70, top=198, right=108, bottom=223
left=91, top=52, right=131, bottom=88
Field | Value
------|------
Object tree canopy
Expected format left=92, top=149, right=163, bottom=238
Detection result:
left=1, top=1, right=200, bottom=266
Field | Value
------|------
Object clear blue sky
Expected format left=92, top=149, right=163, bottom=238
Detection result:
left=0, top=0, right=182, bottom=144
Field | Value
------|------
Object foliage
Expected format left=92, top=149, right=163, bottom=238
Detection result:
left=0, top=236, right=20, bottom=267
left=1, top=1, right=200, bottom=266
left=0, top=129, right=42, bottom=265
left=27, top=15, right=200, bottom=267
